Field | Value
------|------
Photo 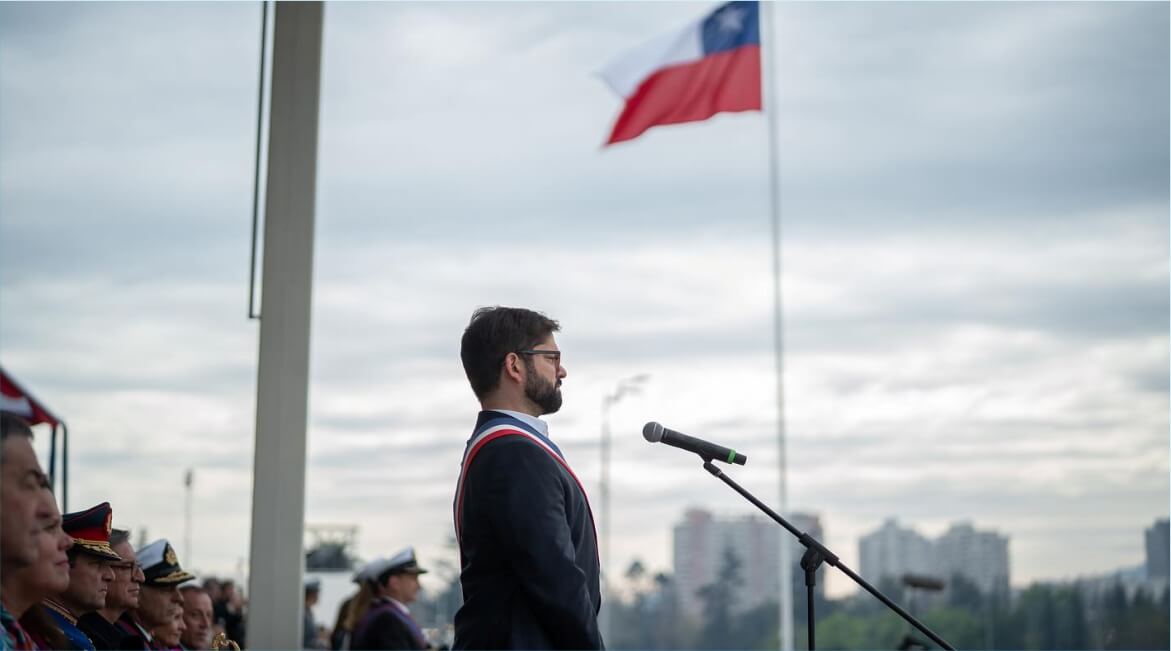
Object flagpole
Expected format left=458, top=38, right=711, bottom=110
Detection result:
left=760, top=2, right=793, bottom=650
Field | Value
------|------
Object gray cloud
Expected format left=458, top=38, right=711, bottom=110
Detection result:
left=1, top=1, right=1165, bottom=591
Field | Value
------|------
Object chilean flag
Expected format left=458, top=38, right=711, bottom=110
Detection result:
left=601, top=1, right=762, bottom=145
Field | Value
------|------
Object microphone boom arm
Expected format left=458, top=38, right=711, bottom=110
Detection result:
left=699, top=459, right=955, bottom=651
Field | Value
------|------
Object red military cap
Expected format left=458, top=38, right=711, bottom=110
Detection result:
left=62, top=502, right=122, bottom=562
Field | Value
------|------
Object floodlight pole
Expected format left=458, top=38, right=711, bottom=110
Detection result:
left=598, top=374, right=649, bottom=645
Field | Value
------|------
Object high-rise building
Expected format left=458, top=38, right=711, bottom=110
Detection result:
left=934, top=522, right=1010, bottom=600
left=858, top=518, right=1010, bottom=599
left=672, top=508, right=824, bottom=617
left=1145, top=518, right=1169, bottom=580
left=859, top=518, right=935, bottom=583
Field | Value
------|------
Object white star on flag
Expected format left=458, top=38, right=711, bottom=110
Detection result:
left=716, top=7, right=746, bottom=33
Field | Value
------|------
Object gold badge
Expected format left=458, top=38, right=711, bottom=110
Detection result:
left=165, top=545, right=178, bottom=565
left=103, top=510, right=113, bottom=535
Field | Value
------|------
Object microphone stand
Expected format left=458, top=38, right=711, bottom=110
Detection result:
left=700, top=459, right=955, bottom=651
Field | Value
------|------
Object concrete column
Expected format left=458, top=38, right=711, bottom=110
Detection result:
left=246, top=2, right=323, bottom=648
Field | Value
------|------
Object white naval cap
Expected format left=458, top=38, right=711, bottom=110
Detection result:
left=353, top=556, right=386, bottom=584
left=364, top=547, right=428, bottom=583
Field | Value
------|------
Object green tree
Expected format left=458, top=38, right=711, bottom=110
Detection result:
left=814, top=610, right=907, bottom=649
left=1098, top=583, right=1129, bottom=649
left=606, top=564, right=695, bottom=650
left=696, top=546, right=742, bottom=649
left=735, top=599, right=778, bottom=650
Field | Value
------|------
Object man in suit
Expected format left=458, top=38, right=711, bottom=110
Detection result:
left=452, top=306, right=603, bottom=650
left=179, top=585, right=214, bottom=650
left=350, top=548, right=429, bottom=650
left=78, top=527, right=147, bottom=649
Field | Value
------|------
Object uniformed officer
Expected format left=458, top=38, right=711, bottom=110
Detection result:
left=350, top=548, right=429, bottom=650
left=43, top=502, right=123, bottom=651
left=121, top=539, right=195, bottom=650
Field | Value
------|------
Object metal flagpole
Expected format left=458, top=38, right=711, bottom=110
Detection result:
left=760, top=2, right=793, bottom=650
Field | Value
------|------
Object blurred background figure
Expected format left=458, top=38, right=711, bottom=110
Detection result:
left=338, top=559, right=382, bottom=650
left=304, top=577, right=323, bottom=649
left=201, top=579, right=222, bottom=606
left=329, top=588, right=354, bottom=651
left=213, top=579, right=246, bottom=647
left=180, top=584, right=214, bottom=650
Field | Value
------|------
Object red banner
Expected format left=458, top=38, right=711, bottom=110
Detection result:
left=0, top=366, right=60, bottom=427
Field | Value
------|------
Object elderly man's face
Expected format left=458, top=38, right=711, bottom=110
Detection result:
left=107, top=541, right=145, bottom=611
left=137, top=584, right=181, bottom=628
left=63, top=554, right=114, bottom=613
left=1, top=436, right=50, bottom=569
left=181, top=590, right=214, bottom=650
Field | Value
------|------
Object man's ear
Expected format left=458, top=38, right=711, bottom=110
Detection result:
left=502, top=352, right=526, bottom=385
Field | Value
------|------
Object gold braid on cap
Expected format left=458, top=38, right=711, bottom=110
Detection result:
left=150, top=569, right=196, bottom=584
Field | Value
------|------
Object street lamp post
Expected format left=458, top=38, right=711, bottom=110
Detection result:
left=599, top=374, right=649, bottom=645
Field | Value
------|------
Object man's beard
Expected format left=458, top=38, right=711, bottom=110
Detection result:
left=524, top=366, right=563, bottom=415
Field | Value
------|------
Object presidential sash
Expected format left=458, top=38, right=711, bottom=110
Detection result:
left=453, top=414, right=598, bottom=561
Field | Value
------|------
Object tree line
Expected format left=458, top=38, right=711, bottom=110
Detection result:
left=605, top=549, right=1169, bottom=650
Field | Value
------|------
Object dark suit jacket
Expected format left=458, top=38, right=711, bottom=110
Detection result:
left=453, top=412, right=603, bottom=650
left=350, top=600, right=426, bottom=650
left=78, top=612, right=143, bottom=651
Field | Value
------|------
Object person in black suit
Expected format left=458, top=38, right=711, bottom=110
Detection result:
left=78, top=528, right=147, bottom=650
left=453, top=306, right=603, bottom=650
left=350, top=549, right=430, bottom=650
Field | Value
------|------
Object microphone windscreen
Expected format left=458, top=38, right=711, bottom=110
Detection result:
left=643, top=422, right=664, bottom=442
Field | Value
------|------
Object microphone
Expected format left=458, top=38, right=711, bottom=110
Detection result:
left=642, top=422, right=747, bottom=465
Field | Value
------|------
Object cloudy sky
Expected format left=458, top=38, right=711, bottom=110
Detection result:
left=1, top=1, right=1167, bottom=600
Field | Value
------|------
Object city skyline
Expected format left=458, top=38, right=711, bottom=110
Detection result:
left=663, top=507, right=1165, bottom=599
left=1, top=0, right=1166, bottom=601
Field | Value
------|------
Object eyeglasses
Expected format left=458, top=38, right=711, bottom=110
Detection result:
left=110, top=561, right=142, bottom=574
left=516, top=349, right=561, bottom=368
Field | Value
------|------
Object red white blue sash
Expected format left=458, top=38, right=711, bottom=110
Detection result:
left=453, top=420, right=598, bottom=558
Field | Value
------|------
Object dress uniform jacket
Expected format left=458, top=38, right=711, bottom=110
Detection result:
left=452, top=411, right=603, bottom=650
left=349, top=598, right=426, bottom=650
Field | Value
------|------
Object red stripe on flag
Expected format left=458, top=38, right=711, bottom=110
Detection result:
left=606, top=44, right=762, bottom=145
